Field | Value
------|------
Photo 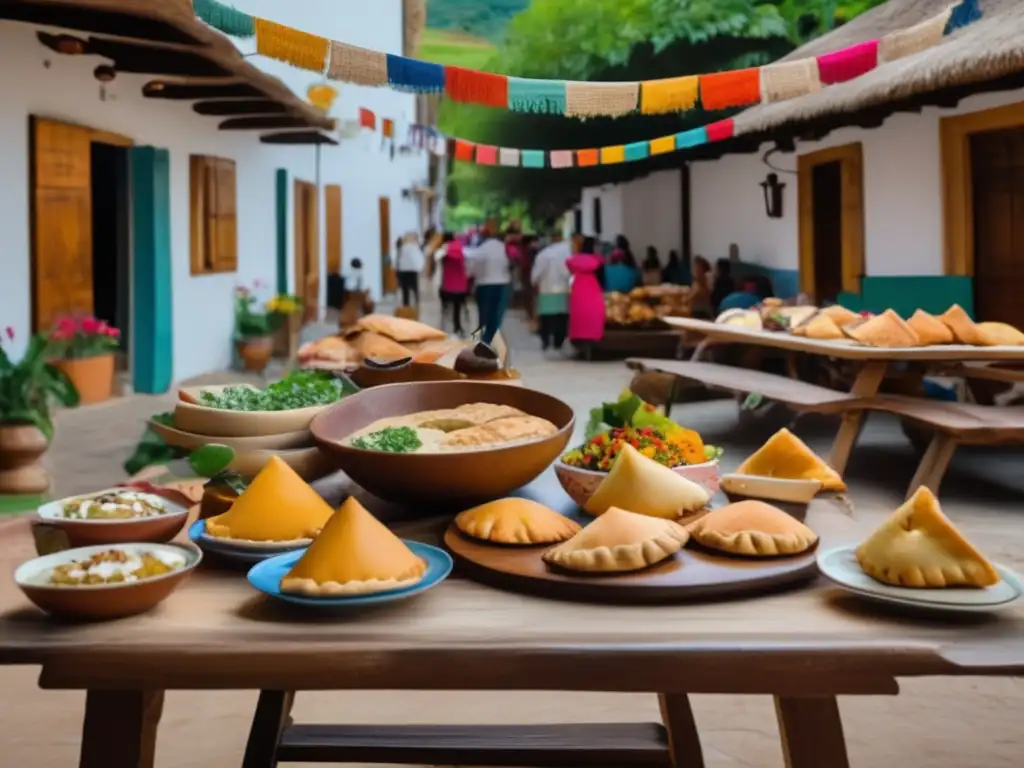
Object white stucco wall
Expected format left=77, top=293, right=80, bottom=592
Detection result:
left=690, top=88, right=1024, bottom=275
left=0, top=0, right=427, bottom=383
left=580, top=170, right=683, bottom=262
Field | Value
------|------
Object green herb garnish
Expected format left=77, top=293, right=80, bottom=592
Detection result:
left=198, top=370, right=357, bottom=411
left=352, top=426, right=422, bottom=453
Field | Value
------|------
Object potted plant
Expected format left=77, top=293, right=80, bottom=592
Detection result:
left=234, top=285, right=280, bottom=372
left=47, top=316, right=121, bottom=404
left=0, top=327, right=80, bottom=493
left=266, top=293, right=304, bottom=359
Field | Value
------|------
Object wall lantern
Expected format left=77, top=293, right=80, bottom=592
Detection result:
left=306, top=83, right=338, bottom=112
left=760, top=173, right=786, bottom=219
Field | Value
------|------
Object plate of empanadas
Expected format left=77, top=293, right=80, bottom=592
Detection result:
left=817, top=487, right=1022, bottom=612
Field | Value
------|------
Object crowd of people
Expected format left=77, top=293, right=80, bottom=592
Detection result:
left=386, top=224, right=776, bottom=356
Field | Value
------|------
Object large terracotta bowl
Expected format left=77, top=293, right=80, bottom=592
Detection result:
left=554, top=459, right=720, bottom=510
left=15, top=542, right=201, bottom=620
left=311, top=381, right=575, bottom=507
left=35, top=489, right=191, bottom=547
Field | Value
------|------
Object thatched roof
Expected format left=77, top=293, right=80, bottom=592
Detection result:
left=732, top=0, right=1024, bottom=138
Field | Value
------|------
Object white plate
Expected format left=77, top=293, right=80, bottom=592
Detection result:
left=817, top=545, right=1023, bottom=613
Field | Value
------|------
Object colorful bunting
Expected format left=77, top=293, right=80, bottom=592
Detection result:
left=445, top=67, right=508, bottom=107
left=550, top=150, right=574, bottom=169
left=521, top=150, right=545, bottom=169
left=878, top=8, right=952, bottom=63
left=194, top=0, right=254, bottom=38
left=386, top=54, right=445, bottom=93
left=576, top=149, right=599, bottom=167
left=624, top=141, right=649, bottom=162
left=817, top=40, right=879, bottom=85
left=499, top=147, right=521, bottom=167
left=454, top=139, right=475, bottom=162
left=327, top=41, right=388, bottom=86
left=675, top=127, right=706, bottom=149
left=760, top=59, right=822, bottom=103
left=600, top=145, right=626, bottom=165
left=382, top=118, right=394, bottom=138
left=358, top=107, right=376, bottom=130
left=699, top=68, right=761, bottom=111
left=565, top=81, right=639, bottom=118
left=649, top=135, right=676, bottom=155
left=508, top=77, right=567, bottom=114
left=640, top=76, right=699, bottom=114
left=706, top=118, right=735, bottom=142
left=475, top=145, right=498, bottom=165
left=254, top=18, right=329, bottom=73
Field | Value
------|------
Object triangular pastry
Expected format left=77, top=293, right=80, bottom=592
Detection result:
left=938, top=304, right=982, bottom=345
left=357, top=314, right=447, bottom=342
left=976, top=322, right=1024, bottom=347
left=455, top=498, right=581, bottom=545
left=792, top=313, right=844, bottom=340
left=585, top=444, right=711, bottom=519
left=819, top=304, right=860, bottom=327
left=356, top=331, right=414, bottom=361
left=688, top=501, right=818, bottom=557
left=856, top=487, right=999, bottom=588
left=542, top=507, right=688, bottom=573
left=205, top=456, right=335, bottom=545
left=842, top=309, right=919, bottom=347
left=906, top=310, right=954, bottom=346
left=281, top=497, right=427, bottom=596
left=736, top=428, right=846, bottom=493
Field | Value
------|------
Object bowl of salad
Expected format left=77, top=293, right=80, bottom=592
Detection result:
left=555, top=391, right=723, bottom=509
left=174, top=370, right=358, bottom=438
left=35, top=488, right=191, bottom=547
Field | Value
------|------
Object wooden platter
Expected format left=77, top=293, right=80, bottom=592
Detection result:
left=444, top=518, right=819, bottom=605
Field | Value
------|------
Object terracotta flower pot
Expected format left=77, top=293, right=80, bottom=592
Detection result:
left=52, top=353, right=115, bottom=405
left=0, top=423, right=50, bottom=494
left=236, top=336, right=274, bottom=373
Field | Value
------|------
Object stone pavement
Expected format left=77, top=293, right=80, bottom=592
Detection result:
left=4, top=296, right=1024, bottom=766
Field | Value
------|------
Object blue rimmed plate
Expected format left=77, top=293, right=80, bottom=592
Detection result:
left=247, top=541, right=453, bottom=607
left=188, top=520, right=306, bottom=565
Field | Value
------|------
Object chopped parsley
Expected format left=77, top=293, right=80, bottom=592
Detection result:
left=351, top=426, right=422, bottom=453
left=199, top=370, right=354, bottom=412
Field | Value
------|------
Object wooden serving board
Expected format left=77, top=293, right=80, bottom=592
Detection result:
left=444, top=522, right=819, bottom=605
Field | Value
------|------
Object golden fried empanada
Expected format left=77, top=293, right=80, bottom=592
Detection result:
left=975, top=322, right=1024, bottom=347
left=542, top=507, right=688, bottom=573
left=356, top=314, right=447, bottom=342
left=938, top=304, right=983, bottom=345
left=792, top=313, right=844, bottom=340
left=907, top=310, right=954, bottom=345
left=819, top=304, right=861, bottom=327
left=736, top=428, right=846, bottom=493
left=456, top=498, right=581, bottom=545
left=687, top=500, right=818, bottom=557
left=842, top=309, right=919, bottom=347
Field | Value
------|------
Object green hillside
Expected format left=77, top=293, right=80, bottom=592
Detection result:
left=427, top=0, right=529, bottom=42
left=418, top=27, right=497, bottom=70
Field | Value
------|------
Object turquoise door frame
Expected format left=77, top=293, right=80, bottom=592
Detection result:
left=130, top=146, right=174, bottom=394
left=276, top=168, right=288, bottom=294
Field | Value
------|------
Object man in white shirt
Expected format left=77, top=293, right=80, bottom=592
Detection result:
left=396, top=233, right=425, bottom=307
left=465, top=227, right=511, bottom=343
left=530, top=232, right=572, bottom=352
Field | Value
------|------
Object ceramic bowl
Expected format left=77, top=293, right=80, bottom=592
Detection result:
left=148, top=419, right=311, bottom=452
left=554, top=459, right=720, bottom=510
left=311, top=381, right=574, bottom=507
left=14, top=542, right=201, bottom=620
left=35, top=489, right=190, bottom=547
left=174, top=384, right=333, bottom=437
left=719, top=474, right=822, bottom=522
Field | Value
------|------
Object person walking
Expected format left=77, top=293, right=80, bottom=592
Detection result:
left=531, top=230, right=571, bottom=353
left=396, top=233, right=424, bottom=308
left=605, top=234, right=639, bottom=294
left=567, top=236, right=605, bottom=353
left=465, top=224, right=511, bottom=344
left=438, top=232, right=469, bottom=336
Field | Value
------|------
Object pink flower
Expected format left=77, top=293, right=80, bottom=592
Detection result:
left=105, top=326, right=120, bottom=338
left=50, top=327, right=73, bottom=341
left=253, top=278, right=264, bottom=289
left=81, top=317, right=102, bottom=335
left=3, top=326, right=13, bottom=341
left=55, top=317, right=76, bottom=334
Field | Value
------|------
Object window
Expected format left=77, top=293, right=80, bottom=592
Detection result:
left=189, top=155, right=237, bottom=275
left=592, top=197, right=602, bottom=235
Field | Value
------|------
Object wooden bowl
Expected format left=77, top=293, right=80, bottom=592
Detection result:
left=311, top=381, right=575, bottom=507
left=554, top=459, right=720, bottom=510
left=719, top=474, right=821, bottom=522
left=14, top=542, right=201, bottom=620
left=148, top=419, right=311, bottom=452
left=174, top=385, right=332, bottom=437
left=35, top=490, right=190, bottom=547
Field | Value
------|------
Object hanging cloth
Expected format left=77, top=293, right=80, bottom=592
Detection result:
left=255, top=18, right=329, bottom=73
left=507, top=77, right=567, bottom=114
left=386, top=55, right=445, bottom=93
left=565, top=81, right=638, bottom=118
left=327, top=41, right=388, bottom=86
left=700, top=68, right=761, bottom=111
left=640, top=76, right=699, bottom=114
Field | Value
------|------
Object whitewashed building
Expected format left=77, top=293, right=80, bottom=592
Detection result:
left=579, top=0, right=1024, bottom=323
left=0, top=0, right=431, bottom=390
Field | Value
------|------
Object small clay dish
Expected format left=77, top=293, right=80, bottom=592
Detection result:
left=14, top=542, right=201, bottom=621
left=554, top=459, right=720, bottom=510
left=719, top=474, right=821, bottom=522
left=35, top=489, right=190, bottom=547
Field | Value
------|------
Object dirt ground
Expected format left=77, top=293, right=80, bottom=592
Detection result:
left=3, top=298, right=1024, bottom=767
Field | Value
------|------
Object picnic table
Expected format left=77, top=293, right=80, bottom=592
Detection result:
left=2, top=469, right=1024, bottom=768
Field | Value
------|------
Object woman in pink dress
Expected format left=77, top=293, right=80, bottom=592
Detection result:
left=439, top=232, right=469, bottom=335
left=567, top=236, right=605, bottom=348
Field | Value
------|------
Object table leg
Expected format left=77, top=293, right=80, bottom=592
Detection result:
left=79, top=689, right=164, bottom=768
left=774, top=696, right=849, bottom=768
left=658, top=693, right=704, bottom=768
left=829, top=361, right=888, bottom=474
left=242, top=690, right=295, bottom=768
left=906, top=434, right=958, bottom=500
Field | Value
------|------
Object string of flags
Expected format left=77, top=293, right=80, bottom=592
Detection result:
left=192, top=0, right=982, bottom=119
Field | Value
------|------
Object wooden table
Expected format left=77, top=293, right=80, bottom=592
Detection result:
left=2, top=470, right=1024, bottom=768
left=660, top=317, right=1024, bottom=474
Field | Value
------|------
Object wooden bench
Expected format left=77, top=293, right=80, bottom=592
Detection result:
left=867, top=396, right=1024, bottom=499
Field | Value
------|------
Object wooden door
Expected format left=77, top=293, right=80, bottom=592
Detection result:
left=294, top=180, right=320, bottom=324
left=31, top=118, right=94, bottom=331
left=325, top=184, right=342, bottom=275
left=971, top=127, right=1024, bottom=326
left=379, top=196, right=397, bottom=294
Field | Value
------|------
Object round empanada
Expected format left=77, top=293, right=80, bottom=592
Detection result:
left=456, top=498, right=580, bottom=545
left=687, top=501, right=818, bottom=557
left=543, top=507, right=689, bottom=573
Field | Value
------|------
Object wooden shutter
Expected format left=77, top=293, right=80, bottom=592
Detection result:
left=325, top=184, right=342, bottom=275
left=189, top=155, right=237, bottom=275
left=212, top=158, right=237, bottom=272
left=32, top=118, right=94, bottom=330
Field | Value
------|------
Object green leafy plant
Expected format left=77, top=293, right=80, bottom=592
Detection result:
left=234, top=284, right=283, bottom=340
left=47, top=316, right=121, bottom=360
left=0, top=327, right=80, bottom=439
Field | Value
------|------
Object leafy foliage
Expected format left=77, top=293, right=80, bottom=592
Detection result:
left=0, top=331, right=80, bottom=439
left=427, top=0, right=530, bottom=42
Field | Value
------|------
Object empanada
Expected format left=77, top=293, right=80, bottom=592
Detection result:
left=842, top=309, right=919, bottom=347
left=938, top=304, right=983, bottom=345
left=736, top=428, right=846, bottom=493
left=975, top=322, right=1024, bottom=347
left=356, top=314, right=448, bottom=342
left=281, top=497, right=427, bottom=596
left=456, top=498, right=581, bottom=545
left=906, top=310, right=954, bottom=345
left=357, top=331, right=415, bottom=361
left=819, top=304, right=860, bottom=327
left=687, top=500, right=818, bottom=557
left=792, top=313, right=844, bottom=340
left=856, top=486, right=999, bottom=588
left=542, top=506, right=688, bottom=573
left=585, top=443, right=711, bottom=519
